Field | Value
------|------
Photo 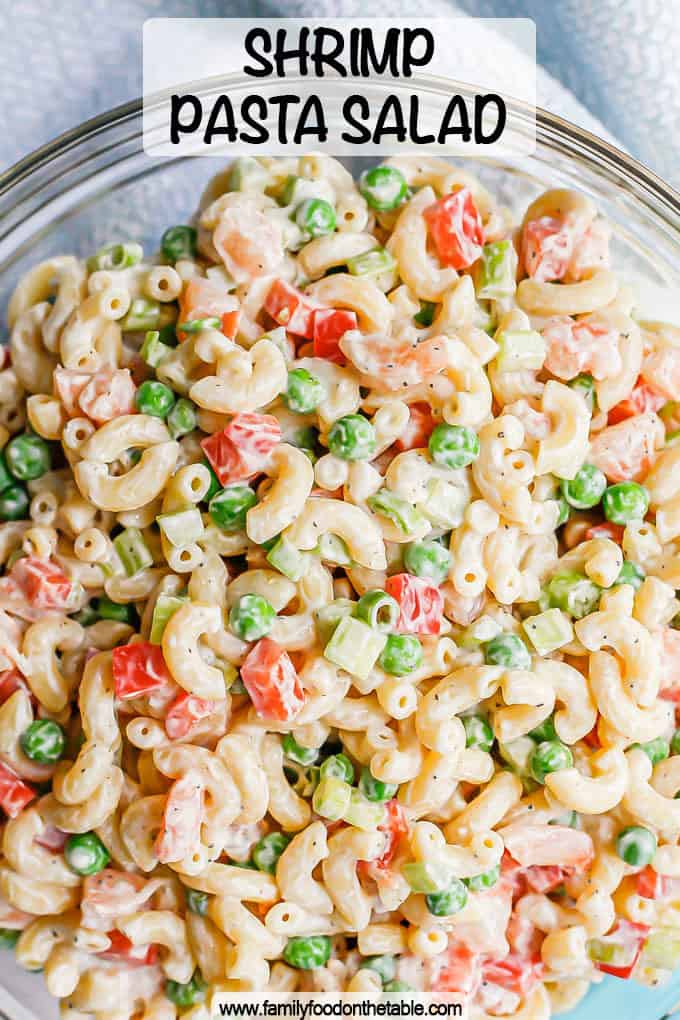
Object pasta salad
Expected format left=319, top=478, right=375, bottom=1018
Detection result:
left=1, top=154, right=680, bottom=1020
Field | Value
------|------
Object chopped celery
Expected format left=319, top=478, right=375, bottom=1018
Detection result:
left=121, top=298, right=161, bottom=333
left=150, top=594, right=188, bottom=644
left=495, top=329, right=546, bottom=372
left=458, top=615, right=502, bottom=650
left=402, top=860, right=451, bottom=894
left=156, top=509, right=204, bottom=547
left=228, top=157, right=268, bottom=192
left=422, top=478, right=468, bottom=528
left=312, top=776, right=352, bottom=820
left=347, top=248, right=397, bottom=277
left=343, top=790, right=385, bottom=831
left=641, top=929, right=680, bottom=971
left=477, top=240, right=518, bottom=301
left=367, top=489, right=428, bottom=535
left=113, top=528, right=153, bottom=576
left=87, top=242, right=143, bottom=272
left=522, top=608, right=574, bottom=655
left=323, top=616, right=387, bottom=682
left=498, top=736, right=535, bottom=777
left=317, top=533, right=352, bottom=566
left=141, top=329, right=172, bottom=368
left=266, top=537, right=308, bottom=581
left=314, top=599, right=355, bottom=645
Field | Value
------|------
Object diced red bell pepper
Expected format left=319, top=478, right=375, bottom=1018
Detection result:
left=99, top=930, right=159, bottom=966
left=384, top=573, right=444, bottom=635
left=10, top=558, right=73, bottom=611
left=34, top=825, right=68, bottom=852
left=423, top=187, right=485, bottom=270
left=635, top=865, right=673, bottom=901
left=523, top=864, right=573, bottom=894
left=432, top=942, right=482, bottom=998
left=394, top=402, right=435, bottom=452
left=584, top=522, right=625, bottom=543
left=358, top=799, right=409, bottom=881
left=240, top=638, right=304, bottom=722
left=201, top=413, right=281, bottom=487
left=0, top=763, right=36, bottom=818
left=593, top=920, right=650, bottom=979
left=521, top=216, right=572, bottom=282
left=264, top=280, right=316, bottom=338
left=482, top=953, right=545, bottom=997
left=583, top=723, right=601, bottom=749
left=112, top=642, right=173, bottom=700
left=0, top=670, right=29, bottom=705
left=608, top=379, right=666, bottom=426
left=165, top=692, right=215, bottom=740
left=312, top=308, right=358, bottom=363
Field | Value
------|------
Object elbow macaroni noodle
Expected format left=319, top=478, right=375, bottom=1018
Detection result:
left=0, top=155, right=679, bottom=1018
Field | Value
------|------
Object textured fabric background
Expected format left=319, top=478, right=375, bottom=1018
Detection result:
left=2, top=0, right=677, bottom=190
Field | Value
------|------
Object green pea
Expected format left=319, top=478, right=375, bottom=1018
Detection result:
left=560, top=464, right=607, bottom=510
left=614, top=561, right=645, bottom=591
left=359, top=954, right=396, bottom=984
left=185, top=888, right=209, bottom=915
left=379, top=635, right=423, bottom=676
left=633, top=738, right=669, bottom=766
left=568, top=374, right=596, bottom=411
left=384, top=981, right=416, bottom=994
left=283, top=935, right=331, bottom=970
left=555, top=495, right=570, bottom=527
left=546, top=571, right=601, bottom=619
left=354, top=589, right=400, bottom=632
left=167, top=398, right=197, bottom=440
left=528, top=715, right=557, bottom=743
left=229, top=594, right=276, bottom=642
left=0, top=929, right=20, bottom=950
left=135, top=380, right=176, bottom=419
left=165, top=970, right=207, bottom=1007
left=616, top=825, right=657, bottom=867
left=484, top=632, right=531, bottom=670
left=425, top=877, right=468, bottom=916
left=359, top=166, right=409, bottom=212
left=252, top=832, right=291, bottom=874
left=0, top=452, right=14, bottom=493
left=319, top=753, right=354, bottom=784
left=465, top=866, right=500, bottom=892
left=295, top=198, right=337, bottom=238
left=209, top=484, right=257, bottom=531
left=202, top=461, right=223, bottom=503
left=20, top=720, right=65, bottom=764
left=359, top=766, right=398, bottom=803
left=327, top=414, right=376, bottom=461
left=672, top=729, right=680, bottom=756
left=530, top=740, right=574, bottom=785
left=282, top=733, right=319, bottom=766
left=463, top=715, right=494, bottom=752
left=5, top=434, right=51, bottom=481
left=161, top=225, right=197, bottom=263
left=95, top=597, right=136, bottom=625
left=428, top=423, right=480, bottom=470
left=603, top=482, right=649, bottom=524
left=0, top=484, right=29, bottom=521
left=65, top=832, right=110, bottom=876
left=414, top=301, right=436, bottom=328
left=284, top=368, right=325, bottom=414
left=403, top=540, right=451, bottom=584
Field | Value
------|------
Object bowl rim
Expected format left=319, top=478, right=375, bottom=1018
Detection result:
left=1, top=88, right=679, bottom=214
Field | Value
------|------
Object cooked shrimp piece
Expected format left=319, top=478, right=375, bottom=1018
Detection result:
left=641, top=346, right=680, bottom=401
left=588, top=411, right=664, bottom=482
left=499, top=823, right=594, bottom=870
left=213, top=201, right=285, bottom=285
left=154, top=771, right=204, bottom=864
left=339, top=331, right=451, bottom=390
left=80, top=869, right=162, bottom=928
left=543, top=315, right=622, bottom=382
left=178, top=278, right=239, bottom=341
left=566, top=218, right=610, bottom=281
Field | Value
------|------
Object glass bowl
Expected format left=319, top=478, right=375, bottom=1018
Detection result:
left=0, top=82, right=680, bottom=1020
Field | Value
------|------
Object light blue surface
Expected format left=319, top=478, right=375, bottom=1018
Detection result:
left=1, top=2, right=680, bottom=1018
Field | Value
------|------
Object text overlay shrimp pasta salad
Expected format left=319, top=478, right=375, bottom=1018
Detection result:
left=1, top=153, right=680, bottom=1020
